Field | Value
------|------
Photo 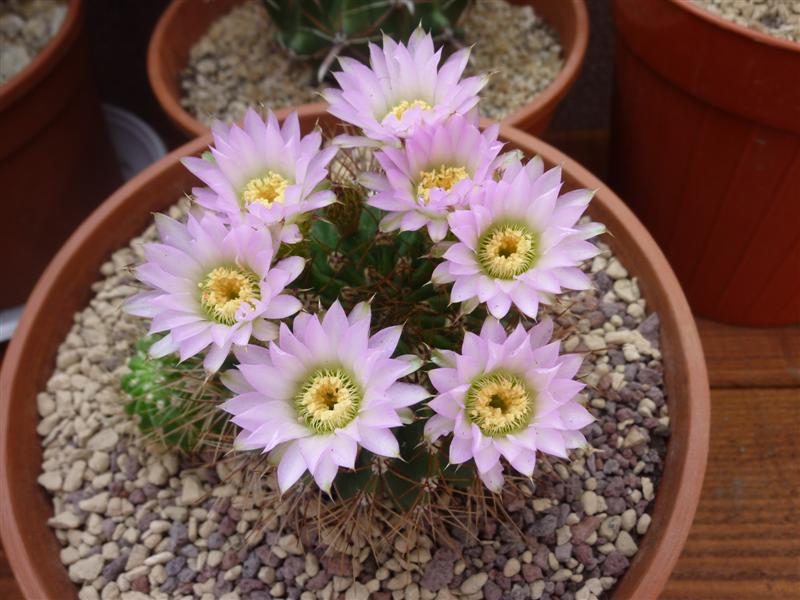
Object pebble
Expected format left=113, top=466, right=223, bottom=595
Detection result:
left=615, top=531, right=639, bottom=558
left=87, top=430, right=118, bottom=452
left=637, top=513, right=652, bottom=535
left=581, top=491, right=599, bottom=516
left=460, top=573, right=488, bottom=594
left=38, top=471, right=62, bottom=491
left=69, top=554, right=104, bottom=583
left=503, top=557, right=521, bottom=577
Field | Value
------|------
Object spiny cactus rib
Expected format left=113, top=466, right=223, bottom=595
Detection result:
left=263, top=0, right=472, bottom=80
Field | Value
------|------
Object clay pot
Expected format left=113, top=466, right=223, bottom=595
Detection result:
left=0, top=0, right=121, bottom=309
left=0, top=113, right=708, bottom=599
left=611, top=0, right=800, bottom=325
left=147, top=0, right=588, bottom=138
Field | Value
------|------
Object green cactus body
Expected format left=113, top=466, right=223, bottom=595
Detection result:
left=263, top=0, right=472, bottom=80
left=121, top=337, right=228, bottom=451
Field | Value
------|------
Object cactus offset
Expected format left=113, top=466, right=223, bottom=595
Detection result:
left=262, top=0, right=472, bottom=81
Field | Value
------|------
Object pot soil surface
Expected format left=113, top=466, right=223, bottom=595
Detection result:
left=179, top=0, right=564, bottom=127
left=38, top=201, right=669, bottom=600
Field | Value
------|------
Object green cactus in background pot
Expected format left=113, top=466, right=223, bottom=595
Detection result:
left=263, top=0, right=472, bottom=80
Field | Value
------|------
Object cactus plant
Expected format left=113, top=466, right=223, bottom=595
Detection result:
left=263, top=0, right=472, bottom=80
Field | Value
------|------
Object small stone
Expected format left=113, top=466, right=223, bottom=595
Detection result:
left=459, top=573, right=488, bottom=594
left=147, top=463, right=169, bottom=486
left=48, top=511, right=81, bottom=529
left=581, top=491, right=599, bottom=516
left=63, top=460, right=86, bottom=492
left=503, top=557, right=521, bottom=577
left=79, top=492, right=109, bottom=514
left=181, top=475, right=204, bottom=505
left=623, top=427, right=649, bottom=448
left=386, top=571, right=412, bottom=591
left=551, top=568, right=572, bottom=582
left=621, top=509, right=638, bottom=532
left=602, top=551, right=629, bottom=576
left=599, top=516, right=622, bottom=542
left=345, top=582, right=369, bottom=600
left=102, top=555, right=127, bottom=582
left=483, top=580, right=502, bottom=600
left=616, top=531, right=639, bottom=557
left=606, top=259, right=628, bottom=279
left=531, top=580, right=546, bottom=599
left=37, top=471, right=62, bottom=491
left=68, top=554, right=104, bottom=583
left=642, top=476, right=654, bottom=500
left=87, top=429, right=119, bottom=451
left=144, top=551, right=174, bottom=566
left=637, top=513, right=652, bottom=535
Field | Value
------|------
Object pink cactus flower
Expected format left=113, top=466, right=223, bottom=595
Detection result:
left=432, top=157, right=603, bottom=318
left=221, top=301, right=428, bottom=493
left=182, top=109, right=337, bottom=243
left=126, top=210, right=304, bottom=372
left=424, top=317, right=593, bottom=491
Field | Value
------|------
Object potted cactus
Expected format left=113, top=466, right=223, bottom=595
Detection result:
left=148, top=0, right=588, bottom=137
left=262, top=0, right=471, bottom=82
left=1, top=30, right=709, bottom=600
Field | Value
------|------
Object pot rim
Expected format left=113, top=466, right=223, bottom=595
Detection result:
left=147, top=0, right=589, bottom=138
left=0, top=121, right=709, bottom=600
left=0, top=0, right=83, bottom=108
left=669, top=0, right=800, bottom=52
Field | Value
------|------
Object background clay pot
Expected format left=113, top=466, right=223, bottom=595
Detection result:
left=147, top=0, right=588, bottom=138
left=0, top=114, right=708, bottom=599
left=0, top=0, right=121, bottom=309
left=611, top=0, right=800, bottom=326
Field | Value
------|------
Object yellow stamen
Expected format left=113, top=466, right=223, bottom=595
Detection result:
left=387, top=99, right=432, bottom=120
left=199, top=266, right=261, bottom=325
left=416, top=165, right=469, bottom=205
left=466, top=373, right=535, bottom=436
left=242, top=172, right=290, bottom=207
left=295, top=368, right=361, bottom=433
left=478, top=223, right=538, bottom=279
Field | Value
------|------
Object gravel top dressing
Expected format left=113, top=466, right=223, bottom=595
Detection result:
left=0, top=0, right=67, bottom=83
left=693, top=0, right=800, bottom=43
left=180, top=0, right=563, bottom=126
left=37, top=200, right=670, bottom=600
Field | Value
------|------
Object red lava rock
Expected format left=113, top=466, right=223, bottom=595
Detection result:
left=321, top=552, right=351, bottom=577
left=602, top=551, right=630, bottom=576
left=131, top=575, right=150, bottom=593
left=570, top=516, right=602, bottom=543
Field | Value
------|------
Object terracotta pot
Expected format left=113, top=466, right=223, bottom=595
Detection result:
left=147, top=0, right=588, bottom=138
left=0, top=0, right=121, bottom=309
left=610, top=0, right=800, bottom=326
left=0, top=113, right=708, bottom=599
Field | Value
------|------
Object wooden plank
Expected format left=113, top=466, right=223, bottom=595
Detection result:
left=661, top=387, right=800, bottom=600
left=697, top=318, right=800, bottom=388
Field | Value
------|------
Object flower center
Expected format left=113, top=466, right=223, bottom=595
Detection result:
left=387, top=99, right=432, bottom=120
left=199, top=266, right=261, bottom=325
left=242, top=172, right=290, bottom=207
left=416, top=165, right=469, bottom=205
left=477, top=223, right=539, bottom=279
left=295, top=368, right=361, bottom=433
left=465, top=373, right=535, bottom=437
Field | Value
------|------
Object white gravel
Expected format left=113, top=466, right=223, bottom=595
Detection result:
left=0, top=0, right=67, bottom=83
